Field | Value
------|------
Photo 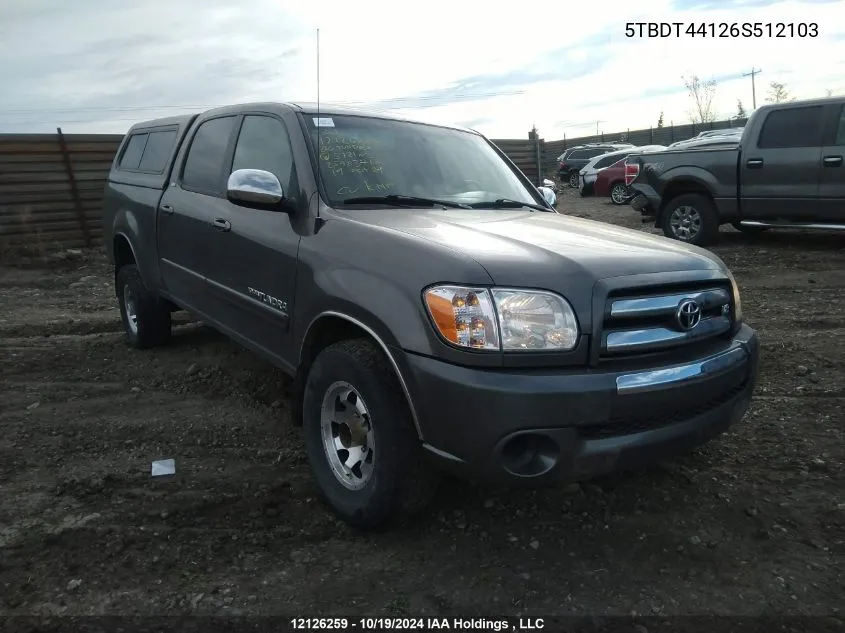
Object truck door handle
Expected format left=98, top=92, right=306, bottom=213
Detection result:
left=823, top=155, right=843, bottom=167
left=212, top=218, right=231, bottom=232
left=160, top=204, right=174, bottom=215
left=746, top=158, right=764, bottom=169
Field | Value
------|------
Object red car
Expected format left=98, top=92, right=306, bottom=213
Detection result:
left=593, top=157, right=632, bottom=205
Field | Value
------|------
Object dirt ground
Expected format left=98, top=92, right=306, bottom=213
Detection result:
left=1, top=188, right=843, bottom=620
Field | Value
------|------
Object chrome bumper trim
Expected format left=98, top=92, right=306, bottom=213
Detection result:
left=615, top=345, right=748, bottom=394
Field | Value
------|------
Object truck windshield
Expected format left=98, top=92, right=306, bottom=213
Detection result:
left=305, top=114, right=539, bottom=209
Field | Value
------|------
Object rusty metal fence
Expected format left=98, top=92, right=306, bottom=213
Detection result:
left=0, top=130, right=122, bottom=256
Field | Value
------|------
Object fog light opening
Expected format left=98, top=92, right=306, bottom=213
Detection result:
left=501, top=433, right=559, bottom=477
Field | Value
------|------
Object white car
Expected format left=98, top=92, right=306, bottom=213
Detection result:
left=578, top=145, right=666, bottom=195
left=667, top=135, right=742, bottom=149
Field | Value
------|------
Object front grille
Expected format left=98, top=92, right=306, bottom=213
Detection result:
left=599, top=283, right=734, bottom=359
left=578, top=379, right=748, bottom=440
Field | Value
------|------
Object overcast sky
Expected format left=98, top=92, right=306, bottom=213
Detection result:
left=1, top=0, right=843, bottom=140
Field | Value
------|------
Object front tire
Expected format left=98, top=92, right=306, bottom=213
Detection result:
left=116, top=264, right=171, bottom=349
left=302, top=339, right=438, bottom=529
left=661, top=193, right=720, bottom=246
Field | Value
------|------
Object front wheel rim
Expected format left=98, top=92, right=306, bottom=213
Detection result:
left=320, top=381, right=376, bottom=491
left=669, top=205, right=702, bottom=240
left=123, top=284, right=138, bottom=335
left=611, top=185, right=627, bottom=204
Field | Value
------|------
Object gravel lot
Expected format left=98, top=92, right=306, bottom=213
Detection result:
left=1, top=188, right=843, bottom=619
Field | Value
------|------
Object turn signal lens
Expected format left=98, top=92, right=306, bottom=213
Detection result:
left=423, top=286, right=500, bottom=350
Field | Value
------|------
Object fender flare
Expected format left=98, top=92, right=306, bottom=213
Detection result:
left=297, top=310, right=424, bottom=440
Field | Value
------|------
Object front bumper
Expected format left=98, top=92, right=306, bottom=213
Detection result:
left=399, top=324, right=759, bottom=484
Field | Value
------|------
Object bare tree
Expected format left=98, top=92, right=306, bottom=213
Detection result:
left=736, top=99, right=746, bottom=118
left=657, top=111, right=664, bottom=128
left=683, top=75, right=717, bottom=124
left=766, top=81, right=795, bottom=104
left=825, top=88, right=834, bottom=97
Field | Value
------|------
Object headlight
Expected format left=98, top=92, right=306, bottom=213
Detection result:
left=423, top=286, right=579, bottom=351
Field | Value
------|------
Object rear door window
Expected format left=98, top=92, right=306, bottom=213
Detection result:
left=833, top=105, right=845, bottom=145
left=757, top=105, right=825, bottom=148
left=594, top=153, right=628, bottom=169
left=582, top=148, right=608, bottom=159
left=181, top=116, right=238, bottom=195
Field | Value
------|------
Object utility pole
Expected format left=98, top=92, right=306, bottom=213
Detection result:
left=743, top=68, right=762, bottom=109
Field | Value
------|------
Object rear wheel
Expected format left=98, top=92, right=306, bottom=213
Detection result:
left=116, top=264, right=171, bottom=349
left=661, top=193, right=720, bottom=246
left=610, top=182, right=630, bottom=205
left=301, top=339, right=438, bottom=529
left=568, top=172, right=579, bottom=188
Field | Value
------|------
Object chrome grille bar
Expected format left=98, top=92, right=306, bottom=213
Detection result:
left=604, top=316, right=732, bottom=354
left=609, top=287, right=730, bottom=319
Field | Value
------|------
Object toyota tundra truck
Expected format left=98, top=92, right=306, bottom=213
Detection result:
left=102, top=102, right=759, bottom=529
left=626, top=96, right=845, bottom=246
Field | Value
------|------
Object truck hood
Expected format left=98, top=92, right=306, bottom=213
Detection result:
left=348, top=208, right=723, bottom=281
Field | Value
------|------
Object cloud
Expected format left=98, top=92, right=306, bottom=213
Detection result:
left=364, top=35, right=615, bottom=111
left=0, top=0, right=312, bottom=130
left=1, top=0, right=843, bottom=141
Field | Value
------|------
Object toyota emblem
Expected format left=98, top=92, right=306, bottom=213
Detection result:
left=676, top=299, right=702, bottom=330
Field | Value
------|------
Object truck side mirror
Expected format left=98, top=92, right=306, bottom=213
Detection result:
left=227, top=169, right=285, bottom=208
left=538, top=186, right=556, bottom=208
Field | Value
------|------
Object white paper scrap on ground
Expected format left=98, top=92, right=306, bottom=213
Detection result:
left=151, top=459, right=176, bottom=477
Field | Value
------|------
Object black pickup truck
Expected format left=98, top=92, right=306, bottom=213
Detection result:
left=103, top=102, right=759, bottom=529
left=626, top=96, right=845, bottom=246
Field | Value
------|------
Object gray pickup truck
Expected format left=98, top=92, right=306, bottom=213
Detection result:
left=103, top=102, right=759, bottom=529
left=626, top=96, right=845, bottom=246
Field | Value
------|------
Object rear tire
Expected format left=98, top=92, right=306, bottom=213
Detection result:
left=610, top=182, right=630, bottom=205
left=661, top=193, right=720, bottom=246
left=116, top=264, right=171, bottom=349
left=568, top=172, right=579, bottom=189
left=301, top=339, right=438, bottom=530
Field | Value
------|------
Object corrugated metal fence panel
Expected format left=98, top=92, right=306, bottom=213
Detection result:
left=0, top=133, right=123, bottom=256
left=491, top=138, right=542, bottom=184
